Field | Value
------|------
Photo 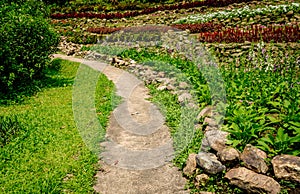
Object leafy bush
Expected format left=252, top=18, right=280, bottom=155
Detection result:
left=0, top=115, right=24, bottom=147
left=0, top=0, right=59, bottom=93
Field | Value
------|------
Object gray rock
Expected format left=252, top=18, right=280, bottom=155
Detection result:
left=201, top=130, right=229, bottom=152
left=272, top=154, right=300, bottom=183
left=240, top=144, right=268, bottom=174
left=217, top=147, right=240, bottom=162
left=225, top=167, right=281, bottom=194
left=196, top=152, right=225, bottom=174
left=183, top=153, right=197, bottom=176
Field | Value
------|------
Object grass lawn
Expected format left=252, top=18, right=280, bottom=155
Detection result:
left=0, top=59, right=116, bottom=193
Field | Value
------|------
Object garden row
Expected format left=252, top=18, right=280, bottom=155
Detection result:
left=50, top=0, right=254, bottom=19
left=198, top=23, right=300, bottom=43
left=174, top=2, right=300, bottom=24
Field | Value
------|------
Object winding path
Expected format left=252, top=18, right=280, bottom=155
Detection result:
left=54, top=54, right=188, bottom=194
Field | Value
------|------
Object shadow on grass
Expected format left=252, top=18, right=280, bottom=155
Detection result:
left=0, top=58, right=75, bottom=105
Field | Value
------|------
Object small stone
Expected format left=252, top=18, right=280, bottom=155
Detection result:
left=203, top=117, right=217, bottom=127
left=183, top=153, right=197, bottom=176
left=272, top=154, right=300, bottom=183
left=217, top=147, right=240, bottom=162
left=195, top=174, right=209, bottom=185
left=178, top=82, right=189, bottom=89
left=157, top=85, right=167, bottom=91
left=286, top=10, right=293, bottom=16
left=166, top=84, right=175, bottom=91
left=240, top=144, right=268, bottom=174
left=201, top=130, right=229, bottom=152
left=196, top=152, right=226, bottom=174
left=178, top=93, right=192, bottom=103
left=199, top=192, right=214, bottom=194
left=225, top=167, right=280, bottom=194
left=157, top=71, right=165, bottom=78
left=197, top=106, right=213, bottom=120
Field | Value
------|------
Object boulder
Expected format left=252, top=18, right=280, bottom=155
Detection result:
left=217, top=147, right=240, bottom=162
left=183, top=153, right=197, bottom=176
left=196, top=152, right=225, bottom=174
left=240, top=144, right=268, bottom=174
left=272, top=154, right=300, bottom=183
left=201, top=130, right=229, bottom=152
left=225, top=167, right=281, bottom=194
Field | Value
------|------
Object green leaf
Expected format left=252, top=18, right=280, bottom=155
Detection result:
left=257, top=140, right=272, bottom=152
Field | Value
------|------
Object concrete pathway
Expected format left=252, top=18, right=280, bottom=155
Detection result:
left=53, top=54, right=188, bottom=194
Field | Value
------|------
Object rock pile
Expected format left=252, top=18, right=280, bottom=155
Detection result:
left=183, top=110, right=300, bottom=194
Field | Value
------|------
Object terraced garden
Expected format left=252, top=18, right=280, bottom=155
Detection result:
left=1, top=0, right=299, bottom=193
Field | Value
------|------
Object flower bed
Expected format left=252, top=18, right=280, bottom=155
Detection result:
left=174, top=3, right=300, bottom=24
left=198, top=23, right=300, bottom=43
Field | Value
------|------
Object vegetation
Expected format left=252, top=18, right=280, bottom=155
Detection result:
left=0, top=59, right=117, bottom=193
left=174, top=3, right=300, bottom=24
left=1, top=0, right=299, bottom=193
left=0, top=0, right=59, bottom=94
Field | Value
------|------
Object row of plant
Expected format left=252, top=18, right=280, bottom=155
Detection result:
left=174, top=3, right=300, bottom=24
left=50, top=0, right=188, bottom=13
left=86, top=23, right=224, bottom=35
left=198, top=23, right=300, bottom=43
left=50, top=0, right=254, bottom=19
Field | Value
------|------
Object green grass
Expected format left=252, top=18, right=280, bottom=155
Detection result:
left=0, top=59, right=117, bottom=193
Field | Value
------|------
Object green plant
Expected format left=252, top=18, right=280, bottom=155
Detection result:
left=257, top=128, right=300, bottom=156
left=174, top=3, right=300, bottom=24
left=0, top=115, right=24, bottom=147
left=0, top=0, right=59, bottom=93
left=0, top=59, right=118, bottom=193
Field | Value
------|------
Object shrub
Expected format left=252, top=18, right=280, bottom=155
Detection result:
left=0, top=1, right=59, bottom=93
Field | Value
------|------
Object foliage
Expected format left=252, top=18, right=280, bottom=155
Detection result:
left=198, top=24, right=300, bottom=43
left=222, top=43, right=300, bottom=156
left=117, top=42, right=299, bottom=158
left=0, top=59, right=117, bottom=193
left=0, top=0, right=59, bottom=93
left=0, top=115, right=24, bottom=147
left=50, top=0, right=254, bottom=19
left=174, top=3, right=300, bottom=24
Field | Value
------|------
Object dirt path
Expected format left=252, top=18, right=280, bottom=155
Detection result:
left=53, top=54, right=188, bottom=194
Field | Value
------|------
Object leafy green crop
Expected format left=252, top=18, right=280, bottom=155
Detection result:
left=174, top=3, right=300, bottom=24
